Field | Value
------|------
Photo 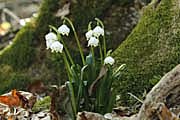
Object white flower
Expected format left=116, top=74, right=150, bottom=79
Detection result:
left=93, top=26, right=104, bottom=37
left=85, top=30, right=93, bottom=40
left=45, top=32, right=58, bottom=41
left=104, top=56, right=115, bottom=65
left=88, top=37, right=99, bottom=47
left=46, top=39, right=55, bottom=49
left=58, top=24, right=70, bottom=36
left=45, top=32, right=58, bottom=49
left=50, top=41, right=63, bottom=53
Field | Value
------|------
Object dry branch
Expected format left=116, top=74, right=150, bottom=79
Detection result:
left=137, top=64, right=180, bottom=120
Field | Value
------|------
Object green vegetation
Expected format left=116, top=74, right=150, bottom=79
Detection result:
left=32, top=96, right=51, bottom=112
left=0, top=25, right=35, bottom=69
left=113, top=0, right=180, bottom=104
left=0, top=0, right=132, bottom=94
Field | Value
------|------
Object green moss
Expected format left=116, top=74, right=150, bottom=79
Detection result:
left=0, top=0, right=61, bottom=69
left=0, top=25, right=35, bottom=69
left=113, top=0, right=180, bottom=104
left=70, top=0, right=112, bottom=30
left=0, top=65, right=30, bottom=94
left=32, top=96, right=51, bottom=112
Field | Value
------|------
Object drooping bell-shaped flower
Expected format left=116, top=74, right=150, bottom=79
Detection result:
left=46, top=39, right=55, bottom=50
left=85, top=30, right=93, bottom=40
left=45, top=32, right=58, bottom=41
left=93, top=26, right=104, bottom=37
left=88, top=37, right=99, bottom=47
left=58, top=24, right=70, bottom=36
left=50, top=41, right=63, bottom=53
left=104, top=56, right=115, bottom=65
left=45, top=32, right=58, bottom=49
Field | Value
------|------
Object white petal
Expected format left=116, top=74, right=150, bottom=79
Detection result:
left=104, top=56, right=115, bottom=65
left=93, top=26, right=104, bottom=37
left=45, top=32, right=58, bottom=41
left=58, top=24, right=70, bottom=36
left=50, top=41, right=63, bottom=53
left=88, top=37, right=99, bottom=47
left=85, top=30, right=93, bottom=40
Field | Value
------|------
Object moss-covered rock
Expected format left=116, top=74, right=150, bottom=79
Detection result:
left=113, top=0, right=180, bottom=104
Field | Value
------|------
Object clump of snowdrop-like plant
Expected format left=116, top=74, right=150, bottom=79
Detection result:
left=45, top=17, right=125, bottom=120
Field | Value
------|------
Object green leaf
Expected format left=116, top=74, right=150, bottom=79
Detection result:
left=113, top=64, right=126, bottom=77
left=77, top=65, right=88, bottom=108
left=80, top=65, right=88, bottom=81
left=106, top=50, right=112, bottom=57
left=86, top=53, right=93, bottom=65
left=32, top=96, right=51, bottom=112
left=106, top=90, right=116, bottom=113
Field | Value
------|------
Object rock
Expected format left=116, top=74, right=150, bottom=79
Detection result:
left=77, top=111, right=106, bottom=120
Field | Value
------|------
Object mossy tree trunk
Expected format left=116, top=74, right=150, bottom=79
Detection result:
left=0, top=0, right=140, bottom=93
left=113, top=0, right=180, bottom=104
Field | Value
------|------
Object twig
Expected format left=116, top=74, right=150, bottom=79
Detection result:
left=2, top=8, right=20, bottom=23
left=127, top=92, right=143, bottom=103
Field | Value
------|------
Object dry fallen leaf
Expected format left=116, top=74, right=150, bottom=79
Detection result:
left=0, top=90, right=20, bottom=107
left=55, top=2, right=70, bottom=18
left=0, top=90, right=31, bottom=109
left=89, top=66, right=108, bottom=96
left=16, top=91, right=29, bottom=108
left=156, top=103, right=179, bottom=120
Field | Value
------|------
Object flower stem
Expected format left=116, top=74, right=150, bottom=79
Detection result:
left=59, top=34, right=74, bottom=65
left=88, top=21, right=92, bottom=30
left=63, top=17, right=86, bottom=65
left=103, top=36, right=106, bottom=57
left=90, top=47, right=95, bottom=67
left=62, top=52, right=77, bottom=118
left=98, top=37, right=103, bottom=64
left=95, top=18, right=106, bottom=57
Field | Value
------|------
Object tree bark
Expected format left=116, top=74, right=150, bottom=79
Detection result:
left=111, top=65, right=180, bottom=120
left=137, top=64, right=180, bottom=120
